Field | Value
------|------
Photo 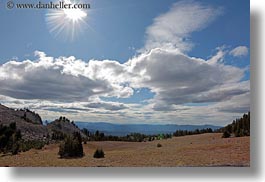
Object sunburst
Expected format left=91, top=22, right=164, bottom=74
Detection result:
left=45, top=0, right=88, bottom=41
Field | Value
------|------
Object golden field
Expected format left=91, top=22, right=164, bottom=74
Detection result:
left=0, top=133, right=250, bottom=167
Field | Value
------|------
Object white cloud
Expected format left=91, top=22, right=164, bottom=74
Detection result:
left=207, top=47, right=227, bottom=64
left=215, top=92, right=250, bottom=113
left=0, top=52, right=133, bottom=101
left=0, top=47, right=249, bottom=124
left=229, top=46, right=249, bottom=57
left=142, top=0, right=222, bottom=52
left=126, top=48, right=248, bottom=109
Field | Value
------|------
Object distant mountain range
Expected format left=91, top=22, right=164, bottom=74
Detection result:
left=76, top=122, right=222, bottom=136
left=0, top=103, right=222, bottom=138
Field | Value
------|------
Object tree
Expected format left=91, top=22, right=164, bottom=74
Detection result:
left=0, top=123, right=22, bottom=155
left=221, top=112, right=250, bottom=138
left=82, top=128, right=90, bottom=137
left=58, top=132, right=84, bottom=158
left=222, top=130, right=231, bottom=138
left=93, top=148, right=105, bottom=158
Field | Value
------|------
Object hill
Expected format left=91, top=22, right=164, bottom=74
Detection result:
left=0, top=104, right=48, bottom=141
left=76, top=122, right=221, bottom=136
left=0, top=104, right=85, bottom=141
left=47, top=116, right=86, bottom=139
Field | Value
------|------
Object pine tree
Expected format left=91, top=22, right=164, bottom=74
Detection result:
left=93, top=148, right=105, bottom=158
left=58, top=132, right=84, bottom=158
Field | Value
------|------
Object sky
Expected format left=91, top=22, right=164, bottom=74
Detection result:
left=0, top=0, right=250, bottom=126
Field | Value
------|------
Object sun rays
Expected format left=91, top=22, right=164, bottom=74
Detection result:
left=45, top=0, right=89, bottom=41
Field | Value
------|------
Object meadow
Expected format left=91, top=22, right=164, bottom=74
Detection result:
left=0, top=133, right=250, bottom=167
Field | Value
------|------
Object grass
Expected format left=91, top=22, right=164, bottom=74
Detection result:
left=0, top=133, right=250, bottom=167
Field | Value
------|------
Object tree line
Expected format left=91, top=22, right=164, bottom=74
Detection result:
left=220, top=112, right=250, bottom=138
left=81, top=128, right=173, bottom=142
left=173, top=128, right=213, bottom=137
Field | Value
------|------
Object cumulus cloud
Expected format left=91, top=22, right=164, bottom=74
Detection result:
left=143, top=0, right=222, bottom=52
left=0, top=52, right=133, bottom=102
left=0, top=48, right=249, bottom=119
left=229, top=46, right=249, bottom=57
left=126, top=48, right=248, bottom=110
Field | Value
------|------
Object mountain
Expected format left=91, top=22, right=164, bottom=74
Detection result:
left=76, top=122, right=221, bottom=136
left=0, top=104, right=48, bottom=141
left=0, top=104, right=85, bottom=141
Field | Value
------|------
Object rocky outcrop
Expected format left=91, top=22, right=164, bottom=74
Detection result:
left=0, top=104, right=86, bottom=141
left=0, top=104, right=48, bottom=141
left=47, top=117, right=86, bottom=138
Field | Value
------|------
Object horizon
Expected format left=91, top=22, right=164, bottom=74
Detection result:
left=0, top=0, right=250, bottom=127
left=42, top=118, right=224, bottom=127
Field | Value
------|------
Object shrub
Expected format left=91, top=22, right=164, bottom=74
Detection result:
left=222, top=130, right=231, bottom=138
left=157, top=143, right=162, bottom=148
left=93, top=148, right=105, bottom=158
left=19, top=140, right=45, bottom=152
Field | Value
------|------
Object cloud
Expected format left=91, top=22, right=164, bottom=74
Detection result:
left=0, top=1, right=250, bottom=125
left=84, top=102, right=127, bottom=111
left=41, top=101, right=127, bottom=113
left=127, top=48, right=249, bottom=110
left=207, top=47, right=227, bottom=64
left=0, top=47, right=249, bottom=116
left=143, top=0, right=222, bottom=52
left=215, top=92, right=250, bottom=113
left=229, top=46, right=249, bottom=57
left=0, top=52, right=133, bottom=102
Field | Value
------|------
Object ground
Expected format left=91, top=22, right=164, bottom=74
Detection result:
left=0, top=133, right=250, bottom=167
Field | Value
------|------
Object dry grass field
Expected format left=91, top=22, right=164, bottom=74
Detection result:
left=0, top=133, right=250, bottom=167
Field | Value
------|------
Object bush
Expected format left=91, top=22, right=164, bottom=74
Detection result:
left=58, top=132, right=84, bottom=158
left=93, top=148, right=105, bottom=158
left=19, top=140, right=45, bottom=152
left=222, top=130, right=231, bottom=138
left=157, top=143, right=162, bottom=148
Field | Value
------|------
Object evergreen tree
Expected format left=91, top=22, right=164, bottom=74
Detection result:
left=0, top=123, right=22, bottom=155
left=58, top=132, right=84, bottom=158
left=221, top=112, right=250, bottom=138
left=93, top=148, right=105, bottom=158
left=222, top=130, right=231, bottom=138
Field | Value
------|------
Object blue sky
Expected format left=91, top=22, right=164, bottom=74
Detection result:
left=0, top=0, right=250, bottom=126
left=0, top=0, right=249, bottom=63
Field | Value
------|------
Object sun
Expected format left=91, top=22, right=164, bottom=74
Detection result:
left=63, top=8, right=87, bottom=22
left=63, top=0, right=87, bottom=22
left=45, top=0, right=88, bottom=41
